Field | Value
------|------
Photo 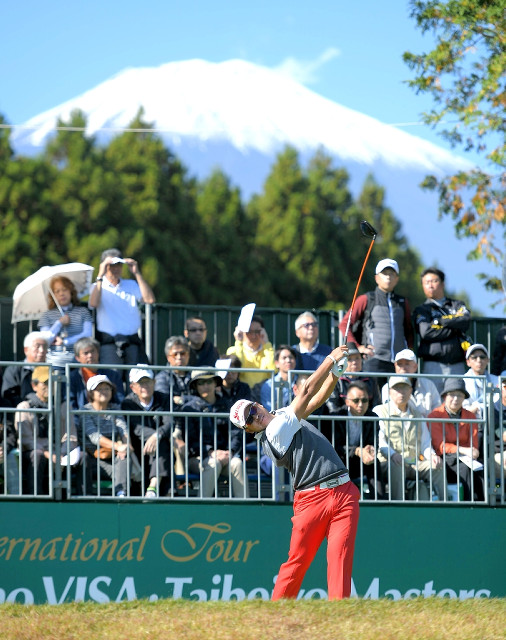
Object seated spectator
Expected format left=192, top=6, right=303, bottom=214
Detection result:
left=292, top=311, right=331, bottom=371
left=463, top=344, right=499, bottom=418
left=256, top=345, right=297, bottom=411
left=0, top=417, right=20, bottom=495
left=331, top=381, right=384, bottom=499
left=88, top=248, right=155, bottom=366
left=82, top=375, right=133, bottom=498
left=69, top=337, right=124, bottom=410
left=38, top=276, right=92, bottom=348
left=184, top=317, right=219, bottom=367
left=491, top=326, right=506, bottom=375
left=175, top=369, right=248, bottom=498
left=373, top=376, right=444, bottom=500
left=380, top=349, right=441, bottom=416
left=121, top=367, right=175, bottom=498
left=226, top=314, right=275, bottom=387
left=15, top=366, right=79, bottom=495
left=428, top=377, right=484, bottom=501
left=325, top=342, right=381, bottom=414
left=219, top=354, right=252, bottom=404
left=154, top=336, right=192, bottom=408
left=2, top=332, right=48, bottom=407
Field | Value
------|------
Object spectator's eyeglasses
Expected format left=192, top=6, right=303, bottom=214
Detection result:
left=349, top=398, right=369, bottom=404
left=300, top=322, right=318, bottom=329
left=188, top=327, right=206, bottom=333
left=246, top=404, right=258, bottom=425
left=469, top=354, right=487, bottom=360
left=247, top=329, right=262, bottom=335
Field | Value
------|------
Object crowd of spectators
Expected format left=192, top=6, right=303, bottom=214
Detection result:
left=0, top=254, right=504, bottom=503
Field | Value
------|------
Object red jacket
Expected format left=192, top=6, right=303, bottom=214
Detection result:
left=428, top=404, right=479, bottom=455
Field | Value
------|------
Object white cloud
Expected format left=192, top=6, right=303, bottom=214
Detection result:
left=273, top=47, right=340, bottom=85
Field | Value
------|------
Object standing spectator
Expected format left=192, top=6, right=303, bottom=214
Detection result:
left=122, top=367, right=174, bottom=498
left=292, top=311, right=332, bottom=371
left=175, top=369, right=248, bottom=498
left=226, top=314, right=275, bottom=388
left=184, top=317, right=219, bottom=367
left=428, top=378, right=484, bottom=501
left=325, top=342, right=381, bottom=414
left=2, top=332, right=48, bottom=407
left=219, top=354, right=252, bottom=404
left=82, top=375, right=132, bottom=498
left=491, top=326, right=506, bottom=375
left=154, top=336, right=192, bottom=408
left=257, top=345, right=297, bottom=411
left=332, top=381, right=384, bottom=499
left=339, top=259, right=413, bottom=385
left=373, top=376, right=444, bottom=500
left=15, top=367, right=78, bottom=495
left=69, top=337, right=124, bottom=410
left=38, top=276, right=92, bottom=348
left=412, top=267, right=471, bottom=392
left=89, top=248, right=155, bottom=366
left=380, top=349, right=441, bottom=416
left=463, top=344, right=499, bottom=419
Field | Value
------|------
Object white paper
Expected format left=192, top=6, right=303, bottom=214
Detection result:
left=110, top=257, right=126, bottom=264
left=237, top=303, right=256, bottom=332
left=214, top=358, right=232, bottom=379
left=459, top=455, right=484, bottom=471
left=61, top=446, right=81, bottom=466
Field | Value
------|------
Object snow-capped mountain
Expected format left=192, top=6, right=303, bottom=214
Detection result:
left=12, top=59, right=495, bottom=311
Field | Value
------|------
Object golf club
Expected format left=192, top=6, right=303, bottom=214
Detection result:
left=335, top=220, right=378, bottom=374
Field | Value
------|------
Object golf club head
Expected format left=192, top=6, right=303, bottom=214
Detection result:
left=360, top=220, right=378, bottom=239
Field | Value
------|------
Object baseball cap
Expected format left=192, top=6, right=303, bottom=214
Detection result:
left=395, top=349, right=416, bottom=363
left=87, top=374, right=114, bottom=392
left=230, top=399, right=255, bottom=429
left=32, top=366, right=50, bottom=383
left=129, top=366, right=155, bottom=383
left=465, top=344, right=489, bottom=359
left=389, top=375, right=412, bottom=388
left=376, top=259, right=399, bottom=275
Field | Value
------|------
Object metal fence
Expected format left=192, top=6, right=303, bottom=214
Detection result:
left=1, top=360, right=504, bottom=505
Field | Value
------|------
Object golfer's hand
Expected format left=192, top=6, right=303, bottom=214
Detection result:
left=329, top=344, right=349, bottom=362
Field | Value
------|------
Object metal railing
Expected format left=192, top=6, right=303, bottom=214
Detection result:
left=1, top=359, right=504, bottom=505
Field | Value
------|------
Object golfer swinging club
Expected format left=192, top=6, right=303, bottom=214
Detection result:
left=230, top=343, right=360, bottom=600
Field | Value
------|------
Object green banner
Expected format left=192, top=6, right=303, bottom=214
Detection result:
left=0, top=501, right=504, bottom=604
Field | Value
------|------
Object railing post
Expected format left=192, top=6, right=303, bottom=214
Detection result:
left=486, top=382, right=497, bottom=506
left=52, top=369, right=64, bottom=501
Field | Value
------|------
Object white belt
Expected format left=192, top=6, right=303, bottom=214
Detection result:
left=298, top=474, right=350, bottom=492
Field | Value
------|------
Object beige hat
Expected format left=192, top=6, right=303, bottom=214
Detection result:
left=389, top=376, right=412, bottom=388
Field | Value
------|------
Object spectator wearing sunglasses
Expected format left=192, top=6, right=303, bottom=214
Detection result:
left=226, top=315, right=275, bottom=388
left=184, top=317, right=219, bottom=367
left=463, top=344, right=499, bottom=419
left=331, top=381, right=384, bottom=499
left=292, top=311, right=332, bottom=371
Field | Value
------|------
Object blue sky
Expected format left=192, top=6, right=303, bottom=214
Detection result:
left=1, top=1, right=502, bottom=312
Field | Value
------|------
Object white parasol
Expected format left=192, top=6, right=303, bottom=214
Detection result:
left=12, top=262, right=95, bottom=323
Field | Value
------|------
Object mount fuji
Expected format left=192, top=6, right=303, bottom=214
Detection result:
left=10, top=58, right=494, bottom=312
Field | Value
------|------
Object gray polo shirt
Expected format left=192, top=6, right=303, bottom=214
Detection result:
left=259, top=406, right=348, bottom=490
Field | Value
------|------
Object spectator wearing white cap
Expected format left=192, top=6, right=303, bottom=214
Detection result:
left=412, top=267, right=471, bottom=393
left=89, top=248, right=155, bottom=367
left=463, top=344, right=499, bottom=419
left=339, top=259, right=413, bottom=388
left=82, top=374, right=131, bottom=497
left=380, top=349, right=440, bottom=417
left=122, top=366, right=174, bottom=498
left=373, top=376, right=444, bottom=500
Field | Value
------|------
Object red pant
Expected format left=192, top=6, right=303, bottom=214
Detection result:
left=272, top=481, right=360, bottom=600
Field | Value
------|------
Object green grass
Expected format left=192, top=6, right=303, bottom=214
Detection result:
left=1, top=598, right=505, bottom=640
